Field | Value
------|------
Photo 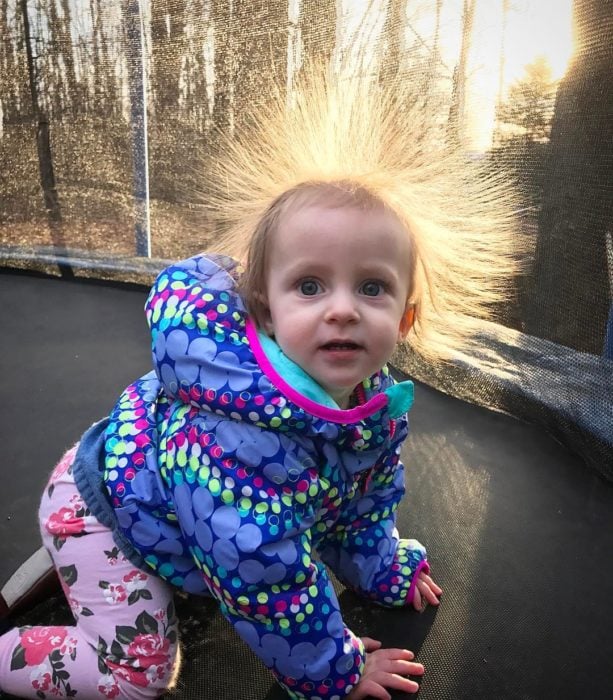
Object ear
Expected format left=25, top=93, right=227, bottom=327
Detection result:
left=397, top=305, right=415, bottom=340
left=256, top=293, right=275, bottom=336
left=262, top=312, right=274, bottom=336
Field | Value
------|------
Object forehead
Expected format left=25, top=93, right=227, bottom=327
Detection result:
left=272, top=200, right=412, bottom=261
left=266, top=203, right=414, bottom=302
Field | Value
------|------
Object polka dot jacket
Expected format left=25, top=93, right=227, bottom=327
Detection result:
left=102, top=254, right=429, bottom=700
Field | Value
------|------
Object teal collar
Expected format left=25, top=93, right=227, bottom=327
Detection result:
left=256, top=331, right=414, bottom=418
left=257, top=331, right=340, bottom=408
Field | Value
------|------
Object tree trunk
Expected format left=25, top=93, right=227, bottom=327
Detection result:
left=447, top=0, right=476, bottom=147
left=211, top=0, right=234, bottom=136
left=428, top=0, right=443, bottom=85
left=0, top=0, right=18, bottom=122
left=298, top=0, right=336, bottom=73
left=183, top=0, right=209, bottom=131
left=380, top=0, right=405, bottom=79
left=525, top=0, right=613, bottom=353
left=58, top=0, right=78, bottom=113
left=20, top=0, right=72, bottom=278
left=233, top=0, right=288, bottom=131
left=151, top=0, right=186, bottom=112
left=497, top=0, right=510, bottom=108
left=22, top=0, right=60, bottom=222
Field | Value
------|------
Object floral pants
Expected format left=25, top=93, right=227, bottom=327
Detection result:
left=0, top=445, right=180, bottom=699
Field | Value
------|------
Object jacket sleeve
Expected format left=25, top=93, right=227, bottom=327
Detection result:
left=172, top=417, right=366, bottom=700
left=317, top=418, right=429, bottom=608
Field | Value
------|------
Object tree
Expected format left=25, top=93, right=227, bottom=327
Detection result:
left=428, top=0, right=443, bottom=87
left=495, top=56, right=557, bottom=144
left=447, top=0, right=476, bottom=147
left=0, top=0, right=30, bottom=122
left=151, top=0, right=186, bottom=112
left=496, top=0, right=510, bottom=108
left=298, top=0, right=336, bottom=74
left=182, top=0, right=210, bottom=131
left=233, top=0, right=288, bottom=131
left=525, top=0, right=613, bottom=353
left=211, top=0, right=235, bottom=137
left=380, top=0, right=406, bottom=80
left=211, top=0, right=289, bottom=136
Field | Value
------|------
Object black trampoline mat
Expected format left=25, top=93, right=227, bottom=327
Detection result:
left=1, top=269, right=612, bottom=700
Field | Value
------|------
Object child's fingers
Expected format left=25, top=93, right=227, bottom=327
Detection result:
left=348, top=678, right=392, bottom=700
left=413, top=573, right=443, bottom=610
left=366, top=671, right=422, bottom=694
left=412, top=585, right=423, bottom=611
left=381, top=659, right=424, bottom=677
left=361, top=636, right=382, bottom=652
left=369, top=648, right=416, bottom=663
left=420, top=572, right=443, bottom=595
left=421, top=581, right=441, bottom=606
left=348, top=648, right=424, bottom=699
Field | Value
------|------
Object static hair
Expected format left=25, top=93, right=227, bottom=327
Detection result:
left=202, top=66, right=523, bottom=362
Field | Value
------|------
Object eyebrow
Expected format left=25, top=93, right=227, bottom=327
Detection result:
left=280, top=260, right=402, bottom=285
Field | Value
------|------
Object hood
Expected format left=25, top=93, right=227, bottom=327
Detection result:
left=146, top=254, right=414, bottom=454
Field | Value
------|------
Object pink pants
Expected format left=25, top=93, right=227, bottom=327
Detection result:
left=0, top=445, right=180, bottom=698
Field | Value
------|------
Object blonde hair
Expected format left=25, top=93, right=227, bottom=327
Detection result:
left=202, top=67, right=523, bottom=362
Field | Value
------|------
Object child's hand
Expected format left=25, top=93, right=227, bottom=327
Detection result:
left=347, top=637, right=424, bottom=699
left=412, top=571, right=443, bottom=611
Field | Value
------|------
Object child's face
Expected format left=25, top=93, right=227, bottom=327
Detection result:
left=263, top=202, right=413, bottom=408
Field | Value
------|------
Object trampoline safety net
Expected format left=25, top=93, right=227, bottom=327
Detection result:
left=2, top=0, right=610, bottom=477
left=0, top=1, right=612, bottom=697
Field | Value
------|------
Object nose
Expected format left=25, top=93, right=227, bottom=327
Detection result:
left=323, top=289, right=360, bottom=324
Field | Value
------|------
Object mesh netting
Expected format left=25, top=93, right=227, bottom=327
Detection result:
left=0, top=0, right=611, bottom=479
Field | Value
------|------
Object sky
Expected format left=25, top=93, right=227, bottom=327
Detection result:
left=463, top=0, right=574, bottom=148
left=338, top=0, right=575, bottom=150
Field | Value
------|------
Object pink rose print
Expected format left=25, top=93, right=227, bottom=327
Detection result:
left=46, top=503, right=88, bottom=552
left=108, top=662, right=150, bottom=688
left=47, top=506, right=85, bottom=537
left=59, top=635, right=78, bottom=657
left=97, top=674, right=120, bottom=698
left=127, top=633, right=170, bottom=669
left=69, top=493, right=85, bottom=507
left=67, top=594, right=81, bottom=617
left=146, top=664, right=167, bottom=683
left=100, top=570, right=152, bottom=606
left=48, top=444, right=78, bottom=483
left=19, top=626, right=67, bottom=666
left=123, top=569, right=148, bottom=592
left=29, top=665, right=52, bottom=692
left=12, top=625, right=78, bottom=696
left=101, top=582, right=128, bottom=605
left=118, top=568, right=154, bottom=605
left=104, top=546, right=121, bottom=565
left=58, top=564, right=94, bottom=618
left=95, top=606, right=177, bottom=693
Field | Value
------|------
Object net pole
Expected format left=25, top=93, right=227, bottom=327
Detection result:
left=125, top=0, right=151, bottom=257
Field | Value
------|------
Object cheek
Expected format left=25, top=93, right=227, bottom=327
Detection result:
left=271, top=309, right=308, bottom=346
left=373, top=316, right=404, bottom=352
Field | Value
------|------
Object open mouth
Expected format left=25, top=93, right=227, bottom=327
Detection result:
left=321, top=341, right=362, bottom=351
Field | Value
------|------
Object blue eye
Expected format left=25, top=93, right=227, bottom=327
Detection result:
left=360, top=281, right=383, bottom=296
left=299, top=279, right=321, bottom=296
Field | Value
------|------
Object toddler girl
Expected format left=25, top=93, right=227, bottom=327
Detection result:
left=0, top=69, right=517, bottom=700
left=0, top=181, right=440, bottom=699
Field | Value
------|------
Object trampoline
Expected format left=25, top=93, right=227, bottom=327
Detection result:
left=1, top=1, right=613, bottom=698
left=1, top=267, right=612, bottom=700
